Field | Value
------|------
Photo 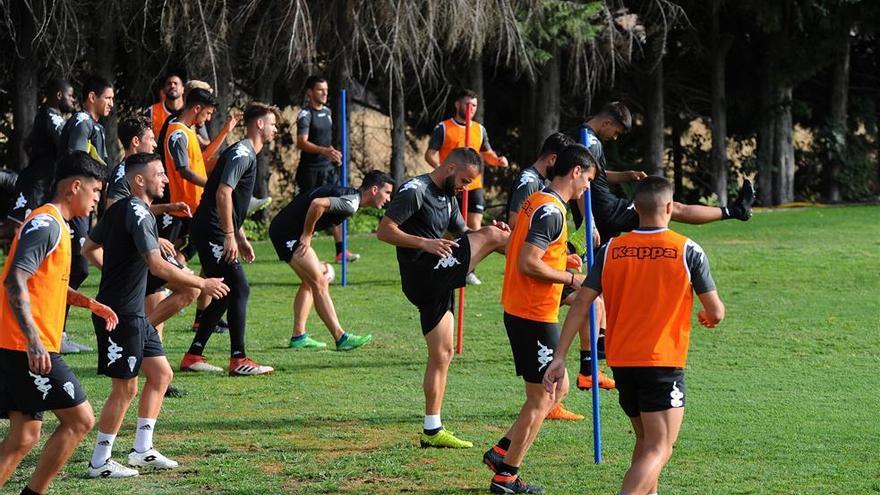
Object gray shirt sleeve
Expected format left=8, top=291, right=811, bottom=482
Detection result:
left=524, top=202, right=564, bottom=250
left=168, top=130, right=190, bottom=170
left=384, top=181, right=424, bottom=225
left=66, top=116, right=92, bottom=153
left=125, top=202, right=160, bottom=255
left=327, top=194, right=360, bottom=216
left=509, top=173, right=541, bottom=216
left=296, top=109, right=312, bottom=136
left=448, top=198, right=466, bottom=235
left=12, top=215, right=62, bottom=274
left=428, top=123, right=444, bottom=151
left=219, top=148, right=253, bottom=189
left=582, top=244, right=607, bottom=293
left=479, top=124, right=490, bottom=152
left=685, top=239, right=716, bottom=294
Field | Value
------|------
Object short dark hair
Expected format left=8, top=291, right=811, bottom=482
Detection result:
left=548, top=144, right=596, bottom=179
left=164, top=73, right=183, bottom=85
left=118, top=118, right=151, bottom=149
left=360, top=170, right=395, bottom=191
left=596, top=101, right=632, bottom=133
left=81, top=75, right=113, bottom=102
left=634, top=176, right=673, bottom=212
left=185, top=88, right=217, bottom=109
left=304, top=76, right=327, bottom=91
left=538, top=132, right=575, bottom=158
left=125, top=152, right=163, bottom=177
left=455, top=88, right=478, bottom=102
left=443, top=147, right=483, bottom=172
left=244, top=101, right=282, bottom=126
left=44, top=78, right=71, bottom=98
left=55, top=151, right=106, bottom=184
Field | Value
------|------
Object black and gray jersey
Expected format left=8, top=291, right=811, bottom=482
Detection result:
left=296, top=106, right=333, bottom=168
left=90, top=197, right=160, bottom=316
left=192, top=139, right=257, bottom=237
left=506, top=165, right=548, bottom=221
left=269, top=185, right=360, bottom=247
left=383, top=174, right=466, bottom=263
left=106, top=160, right=132, bottom=202
left=61, top=111, right=108, bottom=165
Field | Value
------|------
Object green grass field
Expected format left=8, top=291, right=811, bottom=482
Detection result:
left=2, top=205, right=879, bottom=494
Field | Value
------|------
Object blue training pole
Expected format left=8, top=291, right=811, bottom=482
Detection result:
left=340, top=89, right=349, bottom=287
left=580, top=127, right=602, bottom=464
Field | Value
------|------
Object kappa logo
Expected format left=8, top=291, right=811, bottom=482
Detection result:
left=62, top=381, right=76, bottom=399
left=433, top=254, right=461, bottom=270
left=106, top=337, right=123, bottom=366
left=169, top=130, right=187, bottom=150
left=74, top=112, right=90, bottom=126
left=162, top=213, right=173, bottom=229
left=670, top=381, right=684, bottom=407
left=536, top=340, right=554, bottom=371
left=297, top=109, right=309, bottom=119
left=232, top=144, right=251, bottom=161
left=285, top=239, right=297, bottom=251
left=538, top=203, right=562, bottom=220
left=128, top=356, right=137, bottom=373
left=50, top=113, right=65, bottom=131
left=399, top=179, right=424, bottom=193
left=611, top=246, right=678, bottom=260
left=29, top=372, right=52, bottom=400
left=517, top=172, right=536, bottom=190
left=24, top=214, right=52, bottom=235
left=14, top=193, right=27, bottom=210
left=114, top=164, right=126, bottom=182
left=131, top=203, right=150, bottom=226
left=586, top=132, right=600, bottom=148
left=209, top=242, right=224, bottom=262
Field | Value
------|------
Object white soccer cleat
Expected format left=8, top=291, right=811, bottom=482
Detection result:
left=180, top=353, right=224, bottom=372
left=229, top=357, right=274, bottom=376
left=88, top=459, right=140, bottom=478
left=128, top=448, right=179, bottom=469
left=466, top=272, right=482, bottom=286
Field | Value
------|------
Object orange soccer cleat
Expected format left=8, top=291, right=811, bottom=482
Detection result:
left=577, top=370, right=616, bottom=390
left=545, top=402, right=585, bottom=421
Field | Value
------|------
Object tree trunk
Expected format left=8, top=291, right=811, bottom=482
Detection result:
left=466, top=57, right=485, bottom=124
left=330, top=0, right=355, bottom=161
left=390, top=76, right=407, bottom=185
left=709, top=0, right=732, bottom=204
left=252, top=69, right=280, bottom=221
left=756, top=52, right=775, bottom=206
left=644, top=52, right=665, bottom=176
left=773, top=85, right=795, bottom=205
left=10, top=4, right=38, bottom=172
left=671, top=116, right=684, bottom=201
left=533, top=47, right=560, bottom=153
left=93, top=1, right=119, bottom=164
left=824, top=28, right=851, bottom=203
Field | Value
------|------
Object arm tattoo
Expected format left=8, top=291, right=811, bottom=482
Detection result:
left=4, top=271, right=42, bottom=345
left=66, top=287, right=94, bottom=309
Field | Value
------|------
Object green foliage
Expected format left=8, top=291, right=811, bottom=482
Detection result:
left=520, top=0, right=605, bottom=64
left=346, top=206, right=384, bottom=234
left=242, top=219, right=269, bottom=241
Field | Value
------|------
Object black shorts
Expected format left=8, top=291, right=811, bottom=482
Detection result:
left=504, top=313, right=560, bottom=384
left=597, top=202, right=640, bottom=241
left=94, top=315, right=165, bottom=379
left=145, top=253, right=188, bottom=295
left=399, top=235, right=472, bottom=334
left=612, top=367, right=686, bottom=418
left=295, top=166, right=338, bottom=195
left=456, top=188, right=485, bottom=214
left=0, top=349, right=87, bottom=420
left=268, top=226, right=302, bottom=263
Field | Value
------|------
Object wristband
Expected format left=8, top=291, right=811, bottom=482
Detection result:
left=224, top=231, right=234, bottom=235
left=569, top=272, right=575, bottom=286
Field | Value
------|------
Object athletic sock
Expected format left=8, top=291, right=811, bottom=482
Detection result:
left=91, top=431, right=116, bottom=467
left=335, top=332, right=348, bottom=346
left=192, top=308, right=204, bottom=328
left=291, top=333, right=307, bottom=342
left=134, top=417, right=156, bottom=453
left=497, top=462, right=519, bottom=476
left=20, top=487, right=42, bottom=495
left=720, top=206, right=732, bottom=220
left=423, top=414, right=442, bottom=435
left=335, top=242, right=343, bottom=256
left=580, top=350, right=591, bottom=375
left=497, top=437, right=511, bottom=451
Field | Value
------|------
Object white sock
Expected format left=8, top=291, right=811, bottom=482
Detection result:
left=423, top=414, right=442, bottom=432
left=133, top=417, right=156, bottom=453
left=91, top=432, right=116, bottom=467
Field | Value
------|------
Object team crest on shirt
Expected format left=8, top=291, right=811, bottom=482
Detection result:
left=536, top=340, right=554, bottom=371
left=209, top=242, right=224, bottom=262
left=399, top=178, right=425, bottom=193
left=23, top=214, right=52, bottom=235
left=131, top=203, right=150, bottom=225
left=107, top=338, right=123, bottom=365
left=115, top=164, right=126, bottom=182
left=128, top=356, right=137, bottom=373
left=29, top=372, right=52, bottom=400
left=62, top=381, right=75, bottom=399
left=670, top=381, right=684, bottom=407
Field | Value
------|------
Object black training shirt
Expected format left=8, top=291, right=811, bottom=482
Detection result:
left=296, top=106, right=333, bottom=169
left=269, top=185, right=360, bottom=247
left=193, top=139, right=257, bottom=236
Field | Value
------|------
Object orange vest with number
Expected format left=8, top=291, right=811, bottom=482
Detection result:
left=502, top=191, right=568, bottom=323
left=438, top=118, right=486, bottom=191
left=602, top=229, right=695, bottom=368
left=164, top=121, right=206, bottom=217
left=150, top=101, right=171, bottom=138
left=0, top=204, right=71, bottom=353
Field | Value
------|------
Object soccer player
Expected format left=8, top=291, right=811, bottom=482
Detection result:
left=377, top=147, right=510, bottom=449
left=82, top=152, right=229, bottom=478
left=295, top=76, right=357, bottom=263
left=7, top=79, right=75, bottom=226
left=269, top=170, right=395, bottom=350
left=544, top=176, right=726, bottom=495
left=0, top=152, right=117, bottom=495
left=481, top=144, right=596, bottom=494
left=425, top=89, right=508, bottom=285
left=180, top=102, right=280, bottom=376
left=146, top=74, right=184, bottom=138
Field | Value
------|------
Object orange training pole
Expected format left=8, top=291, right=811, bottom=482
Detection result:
left=456, top=104, right=473, bottom=354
